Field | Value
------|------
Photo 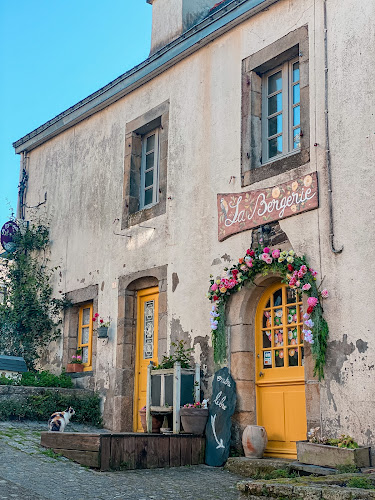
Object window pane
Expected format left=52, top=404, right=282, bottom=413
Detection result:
left=274, top=308, right=283, bottom=327
left=273, top=289, right=282, bottom=306
left=293, top=128, right=301, bottom=149
left=293, top=62, right=300, bottom=83
left=81, top=327, right=89, bottom=345
left=269, top=136, right=283, bottom=158
left=82, top=308, right=90, bottom=325
left=268, top=114, right=282, bottom=137
left=263, top=310, right=271, bottom=328
left=263, top=331, right=271, bottom=348
left=288, top=348, right=299, bottom=366
left=274, top=329, right=284, bottom=347
left=268, top=71, right=282, bottom=94
left=146, top=134, right=155, bottom=152
left=146, top=152, right=154, bottom=170
left=145, top=169, right=153, bottom=188
left=268, top=93, right=282, bottom=115
left=293, top=106, right=300, bottom=126
left=275, top=350, right=284, bottom=367
left=144, top=188, right=153, bottom=206
left=293, top=83, right=300, bottom=104
left=82, top=347, right=88, bottom=364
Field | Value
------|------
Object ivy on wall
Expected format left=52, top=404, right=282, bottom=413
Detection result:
left=208, top=245, right=329, bottom=380
left=0, top=219, right=69, bottom=370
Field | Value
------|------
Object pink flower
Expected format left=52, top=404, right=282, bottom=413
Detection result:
left=76, top=355, right=82, bottom=360
left=232, top=269, right=238, bottom=280
left=211, top=283, right=218, bottom=291
left=72, top=355, right=76, bottom=359
left=95, top=313, right=99, bottom=317
left=309, top=268, right=318, bottom=277
left=272, top=249, right=280, bottom=259
left=100, top=319, right=103, bottom=323
left=302, top=283, right=311, bottom=291
left=263, top=247, right=270, bottom=254
left=245, top=257, right=253, bottom=268
left=92, top=317, right=96, bottom=322
left=246, top=249, right=251, bottom=255
left=300, top=265, right=307, bottom=273
left=298, top=270, right=304, bottom=278
left=321, top=289, right=328, bottom=298
left=307, top=296, right=318, bottom=308
left=295, top=281, right=300, bottom=287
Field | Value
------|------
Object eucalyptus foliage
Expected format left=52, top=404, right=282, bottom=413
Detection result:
left=0, top=220, right=69, bottom=369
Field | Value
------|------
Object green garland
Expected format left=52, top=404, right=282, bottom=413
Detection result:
left=208, top=245, right=329, bottom=380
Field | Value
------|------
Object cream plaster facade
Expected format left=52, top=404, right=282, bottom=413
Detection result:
left=14, top=0, right=375, bottom=454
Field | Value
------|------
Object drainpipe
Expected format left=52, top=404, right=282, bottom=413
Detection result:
left=323, top=0, right=343, bottom=254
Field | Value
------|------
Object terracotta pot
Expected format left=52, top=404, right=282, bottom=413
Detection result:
left=66, top=363, right=84, bottom=373
left=180, top=407, right=209, bottom=435
left=242, top=425, right=268, bottom=458
left=139, top=410, right=163, bottom=433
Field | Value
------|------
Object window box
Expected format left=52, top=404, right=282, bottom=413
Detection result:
left=296, top=441, right=371, bottom=468
left=66, top=363, right=84, bottom=373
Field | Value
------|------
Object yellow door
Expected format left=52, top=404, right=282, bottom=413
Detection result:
left=134, top=287, right=159, bottom=432
left=255, top=282, right=307, bottom=458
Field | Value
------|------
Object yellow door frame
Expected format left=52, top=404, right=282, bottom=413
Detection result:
left=133, top=286, right=159, bottom=432
left=255, top=281, right=307, bottom=458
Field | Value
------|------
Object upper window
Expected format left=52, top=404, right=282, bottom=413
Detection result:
left=262, top=59, right=300, bottom=163
left=140, top=129, right=160, bottom=209
left=241, top=26, right=309, bottom=186
left=78, top=304, right=93, bottom=371
left=122, top=100, right=169, bottom=229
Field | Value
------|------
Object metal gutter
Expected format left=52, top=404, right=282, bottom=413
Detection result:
left=13, top=0, right=278, bottom=154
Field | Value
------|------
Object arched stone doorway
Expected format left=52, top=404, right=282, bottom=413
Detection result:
left=226, top=274, right=320, bottom=455
left=112, top=265, right=167, bottom=432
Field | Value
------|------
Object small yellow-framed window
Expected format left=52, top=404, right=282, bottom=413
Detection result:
left=78, top=303, right=93, bottom=371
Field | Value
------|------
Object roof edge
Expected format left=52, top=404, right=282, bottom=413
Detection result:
left=13, top=0, right=278, bottom=154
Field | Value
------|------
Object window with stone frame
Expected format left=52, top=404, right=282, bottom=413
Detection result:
left=122, top=101, right=169, bottom=229
left=241, top=26, right=309, bottom=186
left=78, top=303, right=93, bottom=371
left=63, top=284, right=98, bottom=375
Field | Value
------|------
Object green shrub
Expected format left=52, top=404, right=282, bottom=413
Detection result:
left=20, top=371, right=73, bottom=388
left=0, top=391, right=102, bottom=426
left=347, top=477, right=374, bottom=490
left=336, top=464, right=359, bottom=474
left=0, top=371, right=73, bottom=388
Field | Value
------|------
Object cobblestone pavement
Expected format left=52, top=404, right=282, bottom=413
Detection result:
left=0, top=421, right=241, bottom=500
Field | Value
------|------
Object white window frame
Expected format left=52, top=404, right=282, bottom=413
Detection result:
left=140, top=128, right=160, bottom=210
left=261, top=57, right=300, bottom=164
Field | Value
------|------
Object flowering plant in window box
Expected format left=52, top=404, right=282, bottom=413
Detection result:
left=207, top=245, right=329, bottom=379
left=93, top=313, right=110, bottom=338
left=66, top=349, right=84, bottom=373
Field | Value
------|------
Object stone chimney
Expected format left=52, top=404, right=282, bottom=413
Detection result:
left=147, top=0, right=214, bottom=54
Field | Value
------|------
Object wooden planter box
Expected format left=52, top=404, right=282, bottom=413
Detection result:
left=41, top=432, right=205, bottom=470
left=66, top=363, right=84, bottom=373
left=297, top=441, right=371, bottom=468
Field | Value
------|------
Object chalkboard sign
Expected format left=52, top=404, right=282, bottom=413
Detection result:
left=205, top=367, right=236, bottom=466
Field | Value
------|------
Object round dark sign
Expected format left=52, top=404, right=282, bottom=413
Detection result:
left=1, top=221, right=19, bottom=253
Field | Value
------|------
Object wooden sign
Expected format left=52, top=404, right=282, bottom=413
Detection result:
left=205, top=367, right=236, bottom=467
left=217, top=172, right=319, bottom=241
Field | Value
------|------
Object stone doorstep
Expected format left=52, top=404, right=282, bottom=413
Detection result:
left=226, top=457, right=338, bottom=477
left=238, top=481, right=375, bottom=499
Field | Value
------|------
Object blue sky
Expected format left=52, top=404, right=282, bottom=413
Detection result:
left=0, top=1, right=152, bottom=225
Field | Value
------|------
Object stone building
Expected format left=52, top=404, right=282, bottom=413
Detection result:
left=13, top=0, right=375, bottom=459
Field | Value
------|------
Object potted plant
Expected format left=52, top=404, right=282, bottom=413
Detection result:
left=93, top=313, right=110, bottom=338
left=151, top=341, right=197, bottom=408
left=180, top=401, right=209, bottom=435
left=139, top=406, right=163, bottom=433
left=66, top=349, right=84, bottom=373
left=297, top=427, right=371, bottom=468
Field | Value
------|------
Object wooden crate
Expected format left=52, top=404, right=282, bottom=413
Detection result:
left=40, top=432, right=205, bottom=471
